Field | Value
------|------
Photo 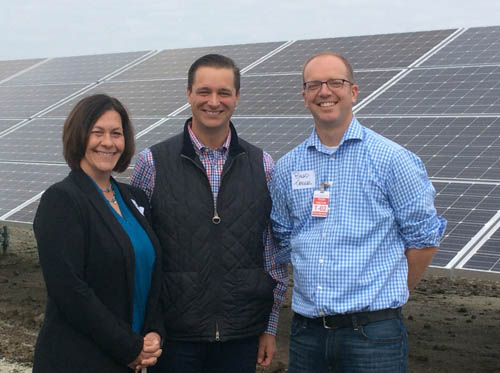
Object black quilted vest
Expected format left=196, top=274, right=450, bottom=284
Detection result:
left=150, top=120, right=275, bottom=342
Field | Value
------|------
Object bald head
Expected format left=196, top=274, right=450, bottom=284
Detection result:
left=302, top=52, right=355, bottom=84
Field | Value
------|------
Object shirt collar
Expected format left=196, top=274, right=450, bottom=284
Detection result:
left=187, top=120, right=231, bottom=153
left=306, top=116, right=363, bottom=153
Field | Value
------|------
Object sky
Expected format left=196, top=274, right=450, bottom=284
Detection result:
left=1, top=0, right=500, bottom=60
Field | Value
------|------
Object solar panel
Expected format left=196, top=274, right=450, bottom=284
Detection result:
left=0, top=162, right=69, bottom=219
left=131, top=118, right=163, bottom=133
left=4, top=200, right=40, bottom=225
left=5, top=52, right=149, bottom=85
left=236, top=70, right=400, bottom=116
left=360, top=116, right=500, bottom=179
left=0, top=26, right=499, bottom=277
left=44, top=79, right=188, bottom=119
left=358, top=66, right=500, bottom=116
left=249, top=29, right=455, bottom=73
left=0, top=119, right=23, bottom=134
left=423, top=26, right=500, bottom=67
left=0, top=118, right=65, bottom=163
left=0, top=117, right=160, bottom=164
left=0, top=58, right=44, bottom=82
left=0, top=83, right=88, bottom=119
left=112, top=42, right=283, bottom=81
left=134, top=118, right=187, bottom=154
left=133, top=117, right=314, bottom=161
left=233, top=117, right=313, bottom=159
left=462, top=226, right=500, bottom=272
left=432, top=182, right=500, bottom=267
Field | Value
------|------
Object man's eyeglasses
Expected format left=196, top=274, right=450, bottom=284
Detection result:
left=303, top=78, right=354, bottom=92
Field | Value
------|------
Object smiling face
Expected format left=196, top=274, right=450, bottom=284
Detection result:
left=79, top=110, right=124, bottom=181
left=302, top=54, right=358, bottom=132
left=187, top=66, right=240, bottom=135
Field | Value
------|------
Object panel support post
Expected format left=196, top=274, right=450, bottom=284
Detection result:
left=1, top=226, right=8, bottom=255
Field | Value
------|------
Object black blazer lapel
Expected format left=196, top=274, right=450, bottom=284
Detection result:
left=69, top=170, right=135, bottom=303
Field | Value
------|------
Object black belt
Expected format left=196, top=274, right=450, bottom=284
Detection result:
left=295, top=307, right=402, bottom=329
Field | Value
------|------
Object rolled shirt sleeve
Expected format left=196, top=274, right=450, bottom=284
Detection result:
left=387, top=149, right=447, bottom=249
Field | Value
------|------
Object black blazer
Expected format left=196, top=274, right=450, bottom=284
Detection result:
left=33, top=170, right=163, bottom=373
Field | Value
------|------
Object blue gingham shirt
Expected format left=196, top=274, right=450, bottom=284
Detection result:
left=271, top=117, right=446, bottom=318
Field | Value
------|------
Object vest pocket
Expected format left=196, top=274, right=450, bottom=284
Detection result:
left=224, top=268, right=276, bottom=329
left=163, top=272, right=199, bottom=327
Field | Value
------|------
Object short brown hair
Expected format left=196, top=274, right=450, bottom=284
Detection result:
left=302, top=52, right=355, bottom=83
left=187, top=54, right=240, bottom=93
left=62, top=94, right=134, bottom=172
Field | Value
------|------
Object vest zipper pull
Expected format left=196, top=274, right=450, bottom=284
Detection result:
left=215, top=322, right=220, bottom=341
left=212, top=211, right=221, bottom=224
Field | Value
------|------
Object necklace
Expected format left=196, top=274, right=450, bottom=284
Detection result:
left=106, top=187, right=117, bottom=204
left=100, top=185, right=112, bottom=193
left=99, top=183, right=117, bottom=204
left=108, top=193, right=117, bottom=204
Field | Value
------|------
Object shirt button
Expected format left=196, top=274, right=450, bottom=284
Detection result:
left=330, top=155, right=334, bottom=160
left=318, top=311, right=325, bottom=316
left=322, top=233, right=326, bottom=238
left=319, top=259, right=324, bottom=264
left=317, top=285, right=322, bottom=291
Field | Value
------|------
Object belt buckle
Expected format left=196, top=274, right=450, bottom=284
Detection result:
left=322, top=316, right=335, bottom=329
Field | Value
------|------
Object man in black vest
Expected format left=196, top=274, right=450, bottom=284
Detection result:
left=131, top=54, right=288, bottom=373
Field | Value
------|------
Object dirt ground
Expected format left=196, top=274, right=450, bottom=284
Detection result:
left=1, top=227, right=499, bottom=373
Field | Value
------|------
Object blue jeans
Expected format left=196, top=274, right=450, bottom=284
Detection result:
left=149, top=336, right=259, bottom=373
left=289, top=313, right=408, bottom=373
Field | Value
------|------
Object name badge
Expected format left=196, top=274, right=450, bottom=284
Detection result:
left=292, top=170, right=315, bottom=190
left=311, top=190, right=329, bottom=217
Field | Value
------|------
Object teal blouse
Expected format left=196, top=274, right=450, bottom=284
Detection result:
left=93, top=178, right=156, bottom=333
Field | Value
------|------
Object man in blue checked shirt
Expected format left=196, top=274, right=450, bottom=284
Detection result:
left=271, top=52, right=446, bottom=372
left=131, top=54, right=287, bottom=373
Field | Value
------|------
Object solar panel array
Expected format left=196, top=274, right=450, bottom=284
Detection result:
left=1, top=26, right=500, bottom=277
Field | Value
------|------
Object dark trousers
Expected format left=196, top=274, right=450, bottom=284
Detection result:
left=289, top=313, right=408, bottom=373
left=150, top=336, right=259, bottom=373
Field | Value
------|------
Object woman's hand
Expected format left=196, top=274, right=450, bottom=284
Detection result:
left=128, top=332, right=162, bottom=371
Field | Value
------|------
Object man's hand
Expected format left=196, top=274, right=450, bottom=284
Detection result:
left=257, top=333, right=276, bottom=367
left=128, top=332, right=162, bottom=371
